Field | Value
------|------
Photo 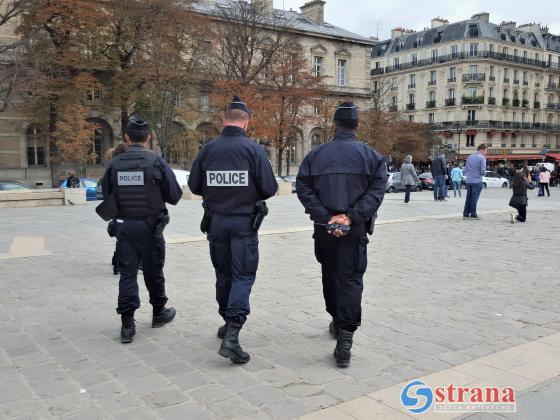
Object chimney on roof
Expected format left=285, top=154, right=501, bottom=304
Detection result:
left=500, top=21, right=517, bottom=30
left=300, top=0, right=326, bottom=25
left=254, top=0, right=273, bottom=14
left=391, top=27, right=413, bottom=40
left=471, top=12, right=490, bottom=23
left=431, top=17, right=449, bottom=28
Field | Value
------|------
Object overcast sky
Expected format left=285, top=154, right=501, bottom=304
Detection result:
left=274, top=0, right=560, bottom=40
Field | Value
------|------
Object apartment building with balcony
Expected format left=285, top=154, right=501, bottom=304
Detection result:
left=371, top=13, right=560, bottom=165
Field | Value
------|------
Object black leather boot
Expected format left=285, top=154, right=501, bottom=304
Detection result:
left=121, top=311, right=136, bottom=344
left=152, top=306, right=176, bottom=328
left=217, top=322, right=228, bottom=339
left=334, top=329, right=354, bottom=368
left=218, top=322, right=250, bottom=364
left=329, top=319, right=339, bottom=340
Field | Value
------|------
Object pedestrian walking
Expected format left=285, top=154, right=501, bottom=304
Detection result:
left=509, top=169, right=534, bottom=223
left=463, top=144, right=488, bottom=219
left=66, top=171, right=80, bottom=188
left=430, top=152, right=447, bottom=201
left=100, top=115, right=183, bottom=344
left=296, top=102, right=387, bottom=367
left=188, top=97, right=278, bottom=364
left=450, top=163, right=463, bottom=197
left=538, top=168, right=551, bottom=197
left=400, top=155, right=419, bottom=204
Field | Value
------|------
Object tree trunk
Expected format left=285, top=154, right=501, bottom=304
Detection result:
left=120, top=103, right=128, bottom=141
left=276, top=148, right=283, bottom=176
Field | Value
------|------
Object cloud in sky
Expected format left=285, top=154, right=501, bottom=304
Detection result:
left=274, top=0, right=560, bottom=39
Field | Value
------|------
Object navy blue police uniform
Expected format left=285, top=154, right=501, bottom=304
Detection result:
left=188, top=97, right=277, bottom=363
left=296, top=102, right=386, bottom=366
left=101, top=115, right=182, bottom=343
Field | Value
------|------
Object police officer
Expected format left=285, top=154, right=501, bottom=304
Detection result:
left=101, top=115, right=183, bottom=344
left=188, top=97, right=278, bottom=364
left=296, top=102, right=387, bottom=367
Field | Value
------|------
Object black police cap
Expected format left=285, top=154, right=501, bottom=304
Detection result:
left=126, top=114, right=151, bottom=133
left=227, top=96, right=250, bottom=116
left=333, top=102, right=359, bottom=122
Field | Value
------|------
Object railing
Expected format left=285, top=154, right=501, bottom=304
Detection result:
left=408, top=84, right=416, bottom=89
left=447, top=77, right=456, bottom=83
left=390, top=86, right=398, bottom=91
left=513, top=80, right=520, bottom=85
left=426, top=100, right=436, bottom=108
left=488, top=97, right=496, bottom=105
left=547, top=103, right=560, bottom=110
left=462, top=96, right=485, bottom=105
left=534, top=101, right=541, bottom=108
left=523, top=81, right=529, bottom=86
left=370, top=50, right=560, bottom=76
left=388, top=104, right=398, bottom=112
left=503, top=78, right=510, bottom=83
left=522, top=100, right=529, bottom=108
left=428, top=80, right=437, bottom=86
left=406, top=103, right=416, bottom=110
left=430, top=120, right=560, bottom=131
left=546, top=83, right=559, bottom=90
left=489, top=76, right=496, bottom=81
left=535, top=82, right=541, bottom=87
left=445, top=98, right=456, bottom=106
left=503, top=98, right=510, bottom=106
left=513, top=99, right=520, bottom=107
left=463, top=73, right=486, bottom=82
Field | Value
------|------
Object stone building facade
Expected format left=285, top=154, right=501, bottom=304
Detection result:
left=0, top=0, right=376, bottom=186
left=371, top=13, right=560, bottom=166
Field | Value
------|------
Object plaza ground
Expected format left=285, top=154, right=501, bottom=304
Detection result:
left=0, top=188, right=559, bottom=419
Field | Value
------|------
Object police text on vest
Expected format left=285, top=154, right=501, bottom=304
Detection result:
left=207, top=171, right=249, bottom=187
left=117, top=171, right=145, bottom=186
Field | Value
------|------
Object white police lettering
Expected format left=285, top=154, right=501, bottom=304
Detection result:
left=117, top=171, right=144, bottom=186
left=207, top=171, right=249, bottom=187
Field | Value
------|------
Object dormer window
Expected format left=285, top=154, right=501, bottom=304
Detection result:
left=468, top=24, right=479, bottom=37
left=434, top=31, right=443, bottom=43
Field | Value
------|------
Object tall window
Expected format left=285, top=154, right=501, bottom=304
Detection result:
left=451, top=45, right=458, bottom=58
left=468, top=87, right=477, bottom=97
left=466, top=135, right=475, bottom=147
left=313, top=101, right=322, bottom=115
left=409, top=115, right=415, bottom=122
left=469, top=64, right=478, bottom=75
left=469, top=43, right=478, bottom=57
left=311, top=133, right=322, bottom=148
left=337, top=59, right=347, bottom=86
left=490, top=66, right=495, bottom=77
left=313, top=56, right=324, bottom=77
left=523, top=71, right=528, bottom=82
left=91, top=129, right=103, bottom=165
left=409, top=93, right=415, bottom=104
left=428, top=113, right=435, bottom=124
left=287, top=138, right=297, bottom=164
left=393, top=57, right=400, bottom=67
left=489, top=44, right=495, bottom=53
left=86, top=89, right=102, bottom=102
left=431, top=49, right=438, bottom=62
left=448, top=88, right=455, bottom=99
left=27, top=126, right=46, bottom=166
left=430, top=70, right=436, bottom=83
left=411, top=53, right=418, bottom=64
left=449, top=67, right=456, bottom=79
left=410, top=74, right=416, bottom=86
left=468, top=110, right=476, bottom=121
left=489, top=87, right=495, bottom=98
left=429, top=91, right=436, bottom=101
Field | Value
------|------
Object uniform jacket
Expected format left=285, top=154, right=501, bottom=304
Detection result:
left=101, top=144, right=182, bottom=211
left=399, top=163, right=419, bottom=186
left=188, top=126, right=278, bottom=215
left=295, top=131, right=387, bottom=225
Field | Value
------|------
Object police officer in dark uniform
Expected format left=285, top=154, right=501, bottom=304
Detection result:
left=188, top=97, right=278, bottom=364
left=101, top=115, right=183, bottom=343
left=296, top=102, right=387, bottom=367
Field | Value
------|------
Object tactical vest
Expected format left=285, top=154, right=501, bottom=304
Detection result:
left=111, top=148, right=165, bottom=218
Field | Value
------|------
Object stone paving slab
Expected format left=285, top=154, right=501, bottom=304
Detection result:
left=0, top=190, right=559, bottom=419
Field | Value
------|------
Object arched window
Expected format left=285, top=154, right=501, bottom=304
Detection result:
left=287, top=137, right=297, bottom=164
left=311, top=133, right=323, bottom=148
left=91, top=128, right=103, bottom=165
left=27, top=125, right=46, bottom=166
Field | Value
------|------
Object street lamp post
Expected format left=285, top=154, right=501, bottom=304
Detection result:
left=454, top=128, right=465, bottom=165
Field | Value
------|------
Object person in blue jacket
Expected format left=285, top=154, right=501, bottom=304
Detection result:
left=296, top=102, right=387, bottom=367
left=188, top=96, right=278, bottom=364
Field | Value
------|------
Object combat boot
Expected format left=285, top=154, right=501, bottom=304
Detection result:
left=121, top=311, right=136, bottom=344
left=152, top=306, right=176, bottom=328
left=329, top=319, right=339, bottom=339
left=217, top=322, right=229, bottom=339
left=218, top=322, right=250, bottom=364
left=334, top=329, right=354, bottom=368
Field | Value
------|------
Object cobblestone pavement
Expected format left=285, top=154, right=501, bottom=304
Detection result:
left=0, top=189, right=559, bottom=419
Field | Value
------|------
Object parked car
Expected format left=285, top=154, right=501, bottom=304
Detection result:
left=461, top=171, right=509, bottom=189
left=417, top=172, right=435, bottom=190
left=58, top=178, right=98, bottom=201
left=96, top=178, right=103, bottom=200
left=282, top=175, right=297, bottom=193
left=0, top=181, right=33, bottom=191
left=386, top=172, right=422, bottom=193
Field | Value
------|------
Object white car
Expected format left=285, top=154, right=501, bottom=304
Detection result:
left=172, top=169, right=190, bottom=187
left=462, top=171, right=509, bottom=189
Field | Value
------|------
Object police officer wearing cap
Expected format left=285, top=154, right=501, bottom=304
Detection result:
left=101, top=115, right=183, bottom=344
left=188, top=97, right=278, bottom=364
left=296, top=102, right=387, bottom=367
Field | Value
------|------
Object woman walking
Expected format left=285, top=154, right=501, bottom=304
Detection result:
left=509, top=169, right=533, bottom=223
left=450, top=163, right=463, bottom=197
left=400, top=155, right=420, bottom=204
left=538, top=167, right=551, bottom=197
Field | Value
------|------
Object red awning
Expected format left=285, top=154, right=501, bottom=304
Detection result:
left=485, top=154, right=543, bottom=161
left=546, top=153, right=560, bottom=161
left=487, top=130, right=497, bottom=137
left=466, top=129, right=477, bottom=136
left=443, top=130, right=453, bottom=138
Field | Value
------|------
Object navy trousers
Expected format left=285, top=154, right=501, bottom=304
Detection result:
left=313, top=223, right=368, bottom=332
left=116, top=219, right=168, bottom=314
left=208, top=214, right=259, bottom=325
